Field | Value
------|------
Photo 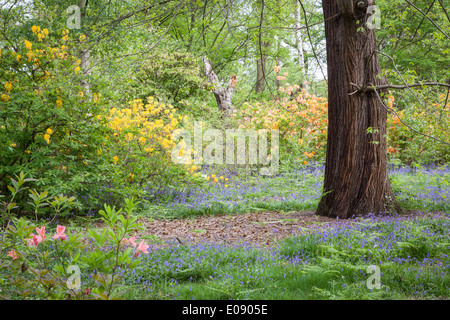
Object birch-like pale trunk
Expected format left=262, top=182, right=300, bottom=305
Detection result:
left=202, top=56, right=236, bottom=119
left=78, top=0, right=91, bottom=94
left=296, top=0, right=307, bottom=91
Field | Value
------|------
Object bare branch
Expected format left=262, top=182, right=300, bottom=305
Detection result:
left=437, top=0, right=450, bottom=23
left=352, top=82, right=450, bottom=92
left=411, top=0, right=436, bottom=40
left=404, top=0, right=450, bottom=39
left=371, top=89, right=450, bottom=146
left=88, top=3, right=182, bottom=72
left=297, top=0, right=327, bottom=83
left=375, top=50, right=428, bottom=109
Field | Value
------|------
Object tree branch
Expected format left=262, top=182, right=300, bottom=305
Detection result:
left=297, top=0, right=327, bottom=83
left=437, top=0, right=450, bottom=23
left=371, top=88, right=450, bottom=146
left=404, top=0, right=450, bottom=39
left=352, top=82, right=450, bottom=92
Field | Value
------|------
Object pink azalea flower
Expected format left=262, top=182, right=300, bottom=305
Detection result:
left=36, top=226, right=46, bottom=242
left=8, top=250, right=18, bottom=260
left=26, top=226, right=46, bottom=247
left=53, top=225, right=67, bottom=240
left=26, top=233, right=35, bottom=246
left=121, top=233, right=138, bottom=248
left=127, top=233, right=137, bottom=247
left=26, top=233, right=43, bottom=247
left=134, top=240, right=149, bottom=258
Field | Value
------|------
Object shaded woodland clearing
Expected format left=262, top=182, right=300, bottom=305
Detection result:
left=1, top=0, right=449, bottom=301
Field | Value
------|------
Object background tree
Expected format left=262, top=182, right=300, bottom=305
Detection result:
left=202, top=55, right=237, bottom=118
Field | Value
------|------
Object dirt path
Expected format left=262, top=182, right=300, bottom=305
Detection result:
left=136, top=211, right=352, bottom=248
left=89, top=210, right=446, bottom=249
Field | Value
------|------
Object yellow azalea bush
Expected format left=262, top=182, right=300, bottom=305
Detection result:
left=233, top=77, right=328, bottom=168
left=102, top=97, right=200, bottom=192
left=0, top=25, right=108, bottom=207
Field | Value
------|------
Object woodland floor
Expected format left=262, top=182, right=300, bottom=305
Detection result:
left=101, top=210, right=444, bottom=250
left=140, top=211, right=336, bottom=248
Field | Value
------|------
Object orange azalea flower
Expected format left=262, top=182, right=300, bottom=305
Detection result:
left=8, top=250, right=18, bottom=260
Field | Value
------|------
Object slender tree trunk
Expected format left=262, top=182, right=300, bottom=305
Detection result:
left=79, top=47, right=90, bottom=92
left=316, top=0, right=402, bottom=218
left=295, top=0, right=307, bottom=91
left=255, top=0, right=268, bottom=94
left=187, top=2, right=197, bottom=51
left=256, top=41, right=269, bottom=93
left=275, top=0, right=282, bottom=91
left=78, top=0, right=90, bottom=94
left=202, top=56, right=236, bottom=118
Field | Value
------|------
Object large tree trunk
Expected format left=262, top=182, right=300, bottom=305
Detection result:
left=316, top=0, right=402, bottom=218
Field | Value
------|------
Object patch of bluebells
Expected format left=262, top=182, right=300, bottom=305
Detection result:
left=119, top=163, right=450, bottom=297
left=141, top=163, right=325, bottom=213
left=121, top=211, right=449, bottom=298
left=387, top=163, right=450, bottom=175
left=124, top=240, right=286, bottom=290
left=140, top=163, right=450, bottom=215
left=389, top=164, right=450, bottom=207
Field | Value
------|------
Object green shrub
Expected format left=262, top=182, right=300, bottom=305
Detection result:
left=0, top=173, right=149, bottom=300
left=0, top=25, right=109, bottom=211
left=387, top=94, right=450, bottom=165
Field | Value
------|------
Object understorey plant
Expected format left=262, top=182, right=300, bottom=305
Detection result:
left=0, top=172, right=149, bottom=300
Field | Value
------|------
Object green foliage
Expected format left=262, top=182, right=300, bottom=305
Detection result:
left=375, top=0, right=449, bottom=166
left=129, top=51, right=205, bottom=105
left=376, top=0, right=450, bottom=82
left=387, top=94, right=450, bottom=165
left=0, top=8, right=205, bottom=214
left=0, top=20, right=110, bottom=211
left=0, top=173, right=149, bottom=300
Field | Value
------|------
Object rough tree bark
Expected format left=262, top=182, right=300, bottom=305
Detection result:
left=202, top=56, right=236, bottom=118
left=316, top=0, right=402, bottom=218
